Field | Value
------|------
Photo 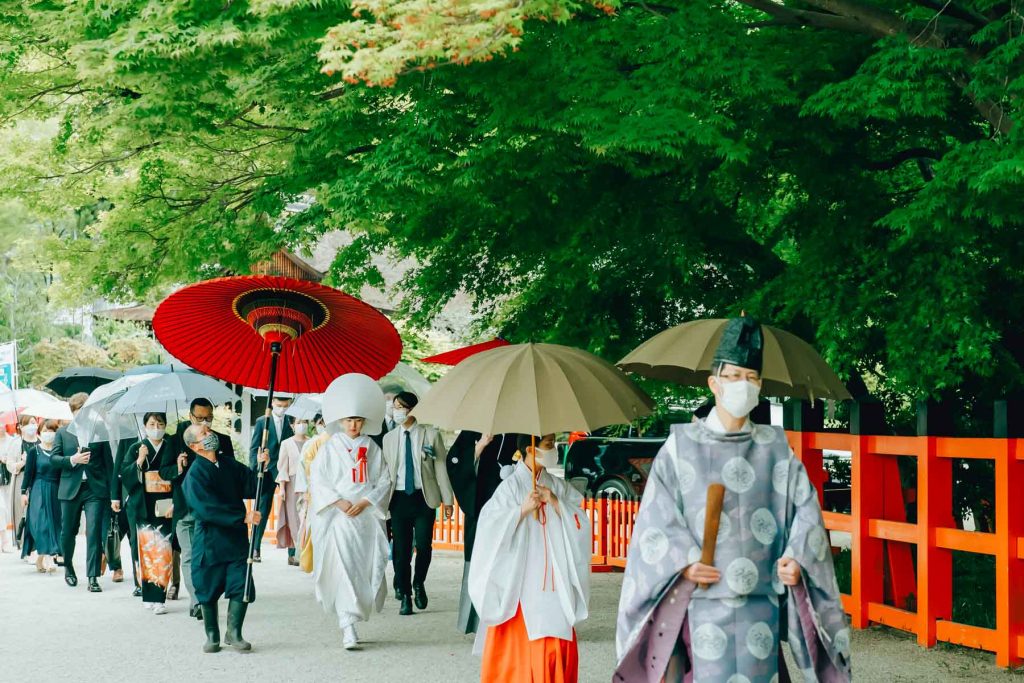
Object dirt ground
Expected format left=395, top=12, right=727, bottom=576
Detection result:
left=1, top=540, right=1021, bottom=682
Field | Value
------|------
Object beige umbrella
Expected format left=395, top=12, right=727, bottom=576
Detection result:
left=411, top=342, right=654, bottom=436
left=618, top=318, right=852, bottom=401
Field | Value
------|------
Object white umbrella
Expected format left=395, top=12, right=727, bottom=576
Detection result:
left=110, top=371, right=238, bottom=416
left=379, top=361, right=433, bottom=399
left=286, top=394, right=323, bottom=420
left=70, top=373, right=162, bottom=444
left=0, top=387, right=73, bottom=421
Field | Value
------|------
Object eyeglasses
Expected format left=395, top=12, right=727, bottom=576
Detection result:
left=190, top=413, right=213, bottom=424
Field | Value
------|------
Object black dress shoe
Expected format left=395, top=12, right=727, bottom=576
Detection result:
left=399, top=594, right=413, bottom=616
left=394, top=588, right=402, bottom=601
left=253, top=554, right=261, bottom=563
left=132, top=586, right=142, bottom=598
left=190, top=605, right=203, bottom=619
left=413, top=583, right=428, bottom=610
left=65, top=572, right=78, bottom=588
left=88, top=578, right=102, bottom=593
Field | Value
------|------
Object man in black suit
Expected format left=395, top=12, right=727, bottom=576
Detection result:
left=52, top=392, right=112, bottom=592
left=445, top=431, right=517, bottom=633
left=161, top=398, right=235, bottom=619
left=248, top=396, right=292, bottom=562
left=108, top=439, right=137, bottom=591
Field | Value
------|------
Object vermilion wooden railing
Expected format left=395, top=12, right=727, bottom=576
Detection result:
left=255, top=427, right=1024, bottom=668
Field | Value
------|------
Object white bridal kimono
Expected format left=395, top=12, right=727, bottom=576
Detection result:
left=310, top=432, right=392, bottom=629
left=469, top=462, right=591, bottom=652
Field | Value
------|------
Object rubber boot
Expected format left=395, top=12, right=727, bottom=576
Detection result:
left=201, top=603, right=221, bottom=653
left=224, top=600, right=252, bottom=652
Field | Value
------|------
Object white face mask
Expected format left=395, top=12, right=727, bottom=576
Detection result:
left=294, top=423, right=308, bottom=436
left=392, top=409, right=409, bottom=425
left=146, top=427, right=166, bottom=442
left=22, top=423, right=38, bottom=438
left=272, top=406, right=287, bottom=418
left=716, top=377, right=761, bottom=420
left=534, top=447, right=558, bottom=470
left=39, top=431, right=56, bottom=445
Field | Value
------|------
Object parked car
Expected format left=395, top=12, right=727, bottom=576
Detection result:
left=563, top=436, right=664, bottom=499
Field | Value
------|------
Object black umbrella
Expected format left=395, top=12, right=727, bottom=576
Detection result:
left=45, top=367, right=122, bottom=397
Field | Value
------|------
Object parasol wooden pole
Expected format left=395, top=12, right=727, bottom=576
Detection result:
left=698, top=483, right=726, bottom=590
left=244, top=340, right=282, bottom=603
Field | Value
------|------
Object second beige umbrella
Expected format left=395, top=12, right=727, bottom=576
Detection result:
left=618, top=318, right=851, bottom=401
left=411, top=342, right=654, bottom=436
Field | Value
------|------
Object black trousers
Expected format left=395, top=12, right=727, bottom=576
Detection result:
left=252, top=480, right=277, bottom=554
left=106, top=507, right=139, bottom=587
left=390, top=490, right=436, bottom=595
left=60, top=487, right=105, bottom=578
left=194, top=557, right=253, bottom=604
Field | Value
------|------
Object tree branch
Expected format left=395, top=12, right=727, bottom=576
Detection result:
left=865, top=147, right=941, bottom=171
left=35, top=142, right=161, bottom=180
left=739, top=0, right=876, bottom=34
left=910, top=0, right=989, bottom=28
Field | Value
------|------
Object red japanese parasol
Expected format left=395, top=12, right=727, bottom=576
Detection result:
left=152, top=275, right=402, bottom=392
left=153, top=275, right=402, bottom=599
left=420, top=338, right=510, bottom=365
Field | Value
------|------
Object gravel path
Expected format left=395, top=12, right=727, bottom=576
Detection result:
left=1, top=539, right=1020, bottom=681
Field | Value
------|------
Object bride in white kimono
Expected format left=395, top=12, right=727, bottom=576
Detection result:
left=309, top=374, right=390, bottom=650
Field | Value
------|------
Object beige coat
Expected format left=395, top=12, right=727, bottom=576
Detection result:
left=382, top=423, right=454, bottom=509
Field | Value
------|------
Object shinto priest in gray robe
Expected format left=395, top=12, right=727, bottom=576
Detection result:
left=614, top=418, right=851, bottom=683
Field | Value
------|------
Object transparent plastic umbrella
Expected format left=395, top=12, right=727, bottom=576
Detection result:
left=286, top=394, right=323, bottom=420
left=109, top=371, right=237, bottom=416
left=378, top=361, right=433, bottom=399
left=70, top=373, right=162, bottom=445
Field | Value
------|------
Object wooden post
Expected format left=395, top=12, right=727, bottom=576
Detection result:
left=783, top=399, right=826, bottom=507
left=916, top=400, right=954, bottom=648
left=994, top=400, right=1024, bottom=667
left=849, top=401, right=885, bottom=629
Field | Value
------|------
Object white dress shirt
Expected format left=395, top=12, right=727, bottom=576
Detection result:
left=394, top=422, right=425, bottom=491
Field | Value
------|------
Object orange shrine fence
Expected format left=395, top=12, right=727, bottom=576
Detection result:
left=257, top=399, right=1024, bottom=667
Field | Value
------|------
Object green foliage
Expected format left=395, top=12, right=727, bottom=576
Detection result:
left=19, top=338, right=112, bottom=387
left=0, top=0, right=1022, bottom=430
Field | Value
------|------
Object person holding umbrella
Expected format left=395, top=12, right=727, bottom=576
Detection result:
left=121, top=412, right=175, bottom=614
left=469, top=433, right=592, bottom=683
left=160, top=397, right=236, bottom=619
left=249, top=396, right=293, bottom=563
left=182, top=422, right=267, bottom=653
left=309, top=374, right=391, bottom=651
left=614, top=316, right=851, bottom=682
left=446, top=431, right=518, bottom=634
left=52, top=392, right=113, bottom=592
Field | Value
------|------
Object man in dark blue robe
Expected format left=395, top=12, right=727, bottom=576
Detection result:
left=182, top=424, right=266, bottom=653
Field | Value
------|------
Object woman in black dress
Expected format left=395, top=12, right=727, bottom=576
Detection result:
left=121, top=412, right=174, bottom=614
left=20, top=419, right=63, bottom=573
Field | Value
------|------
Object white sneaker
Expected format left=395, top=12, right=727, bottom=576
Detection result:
left=143, top=602, right=154, bottom=609
left=153, top=604, right=168, bottom=615
left=342, top=626, right=358, bottom=650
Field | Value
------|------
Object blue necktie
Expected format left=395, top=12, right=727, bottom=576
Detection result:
left=404, top=430, right=415, bottom=494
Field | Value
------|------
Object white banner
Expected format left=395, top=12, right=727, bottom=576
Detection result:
left=0, top=341, right=17, bottom=390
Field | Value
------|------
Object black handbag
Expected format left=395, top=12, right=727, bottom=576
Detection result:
left=0, top=462, right=10, bottom=486
left=15, top=517, right=25, bottom=547
left=106, top=512, right=121, bottom=563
